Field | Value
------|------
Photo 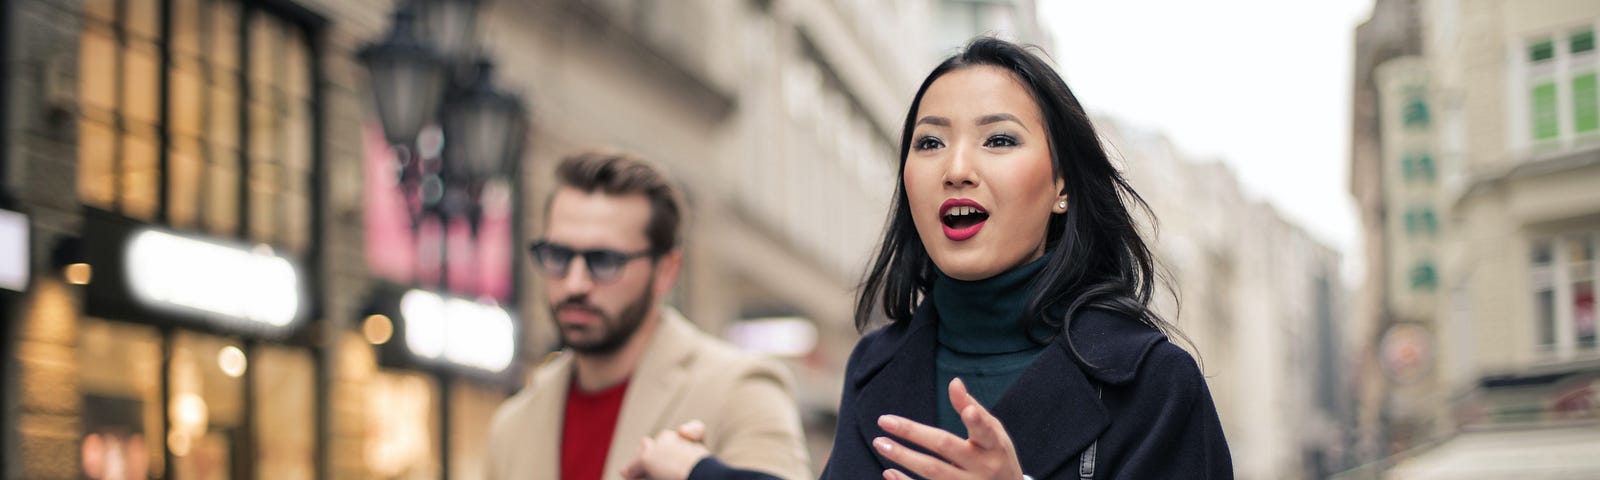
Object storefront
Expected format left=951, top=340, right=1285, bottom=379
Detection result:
left=353, top=119, right=522, bottom=480
left=79, top=207, right=321, bottom=479
left=68, top=0, right=326, bottom=477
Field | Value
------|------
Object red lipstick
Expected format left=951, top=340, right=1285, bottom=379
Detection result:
left=939, top=198, right=988, bottom=241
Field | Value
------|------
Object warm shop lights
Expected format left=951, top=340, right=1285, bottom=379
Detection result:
left=124, top=229, right=303, bottom=330
left=399, top=289, right=515, bottom=373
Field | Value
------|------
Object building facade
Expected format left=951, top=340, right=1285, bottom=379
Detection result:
left=1098, top=117, right=1349, bottom=480
left=1346, top=0, right=1600, bottom=476
left=3, top=0, right=949, bottom=478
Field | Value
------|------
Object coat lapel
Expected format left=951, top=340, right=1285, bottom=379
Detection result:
left=848, top=305, right=1112, bottom=479
left=852, top=308, right=941, bottom=473
left=602, top=309, right=697, bottom=479
left=524, top=354, right=573, bottom=480
left=992, top=340, right=1109, bottom=478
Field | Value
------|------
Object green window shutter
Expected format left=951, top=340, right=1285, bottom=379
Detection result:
left=1419, top=154, right=1435, bottom=181
left=1531, top=40, right=1555, bottom=62
left=1534, top=82, right=1560, bottom=140
left=1574, top=73, right=1598, bottom=134
left=1404, top=209, right=1417, bottom=235
left=1573, top=29, right=1596, bottom=55
left=1422, top=208, right=1437, bottom=235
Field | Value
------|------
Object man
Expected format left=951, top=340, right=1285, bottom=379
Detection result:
left=487, top=150, right=811, bottom=480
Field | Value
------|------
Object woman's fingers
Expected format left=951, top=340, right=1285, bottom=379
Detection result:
left=949, top=378, right=1009, bottom=451
left=877, top=414, right=976, bottom=466
left=676, top=420, right=706, bottom=442
left=873, top=436, right=961, bottom=480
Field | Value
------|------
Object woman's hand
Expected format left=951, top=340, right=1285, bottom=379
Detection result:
left=872, top=378, right=1024, bottom=480
left=621, top=420, right=712, bottom=480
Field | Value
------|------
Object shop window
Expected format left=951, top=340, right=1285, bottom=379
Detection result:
left=77, top=0, right=315, bottom=255
left=255, top=345, right=315, bottom=479
left=79, top=320, right=165, bottom=479
left=169, top=332, right=245, bottom=480
left=366, top=371, right=441, bottom=479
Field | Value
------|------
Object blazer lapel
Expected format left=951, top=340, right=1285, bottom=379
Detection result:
left=524, top=354, right=573, bottom=480
left=991, top=339, right=1109, bottom=479
left=602, top=309, right=697, bottom=478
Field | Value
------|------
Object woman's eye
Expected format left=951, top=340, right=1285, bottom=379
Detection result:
left=984, top=134, right=1019, bottom=148
left=913, top=136, right=945, bottom=151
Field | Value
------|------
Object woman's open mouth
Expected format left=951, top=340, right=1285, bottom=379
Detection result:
left=940, top=199, right=989, bottom=241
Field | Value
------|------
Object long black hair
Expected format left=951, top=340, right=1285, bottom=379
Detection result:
left=855, top=37, right=1181, bottom=352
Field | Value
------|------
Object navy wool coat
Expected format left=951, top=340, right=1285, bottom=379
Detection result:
left=816, top=304, right=1233, bottom=480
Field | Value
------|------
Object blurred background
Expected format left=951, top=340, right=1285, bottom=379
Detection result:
left=2, top=0, right=1597, bottom=479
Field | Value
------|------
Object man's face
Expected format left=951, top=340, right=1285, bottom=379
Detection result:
left=539, top=188, right=668, bottom=355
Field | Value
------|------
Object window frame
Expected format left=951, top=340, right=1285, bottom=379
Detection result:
left=1529, top=232, right=1600, bottom=359
left=1512, top=21, right=1600, bottom=153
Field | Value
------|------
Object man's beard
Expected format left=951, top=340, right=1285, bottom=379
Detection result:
left=553, top=277, right=656, bottom=356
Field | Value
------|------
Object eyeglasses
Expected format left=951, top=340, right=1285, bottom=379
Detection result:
left=528, top=240, right=655, bottom=284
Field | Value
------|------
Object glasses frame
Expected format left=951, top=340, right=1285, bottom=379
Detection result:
left=527, top=240, right=656, bottom=284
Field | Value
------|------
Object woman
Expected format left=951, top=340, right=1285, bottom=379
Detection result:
left=625, top=36, right=1231, bottom=480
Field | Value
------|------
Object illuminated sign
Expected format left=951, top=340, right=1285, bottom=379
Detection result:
left=0, top=208, right=27, bottom=292
left=398, top=289, right=516, bottom=373
left=124, top=229, right=303, bottom=331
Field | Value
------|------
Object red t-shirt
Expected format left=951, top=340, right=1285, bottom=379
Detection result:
left=561, top=377, right=631, bottom=480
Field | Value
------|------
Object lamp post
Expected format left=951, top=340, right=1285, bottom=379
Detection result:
left=359, top=2, right=526, bottom=478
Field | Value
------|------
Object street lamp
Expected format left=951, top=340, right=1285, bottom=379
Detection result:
left=356, top=6, right=446, bottom=148
left=417, top=0, right=483, bottom=63
left=357, top=4, right=526, bottom=479
left=442, top=60, right=526, bottom=232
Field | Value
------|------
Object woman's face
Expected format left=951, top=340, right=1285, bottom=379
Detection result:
left=904, top=65, right=1066, bottom=281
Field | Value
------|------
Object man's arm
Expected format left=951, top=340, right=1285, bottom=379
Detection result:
left=700, top=361, right=813, bottom=480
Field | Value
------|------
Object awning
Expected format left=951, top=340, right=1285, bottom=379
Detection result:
left=1384, top=424, right=1600, bottom=479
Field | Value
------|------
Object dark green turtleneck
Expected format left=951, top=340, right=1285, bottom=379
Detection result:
left=933, top=255, right=1054, bottom=438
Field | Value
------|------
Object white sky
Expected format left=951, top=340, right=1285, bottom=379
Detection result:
left=1041, top=0, right=1375, bottom=283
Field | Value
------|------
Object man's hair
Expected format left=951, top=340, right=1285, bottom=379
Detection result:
left=551, top=150, right=686, bottom=254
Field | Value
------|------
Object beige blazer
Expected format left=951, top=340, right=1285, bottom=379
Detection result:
left=486, top=308, right=812, bottom=480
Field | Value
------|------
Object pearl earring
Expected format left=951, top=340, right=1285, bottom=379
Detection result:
left=1057, top=200, right=1067, bottom=209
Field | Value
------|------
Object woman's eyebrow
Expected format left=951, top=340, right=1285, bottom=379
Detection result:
left=976, top=113, right=1028, bottom=132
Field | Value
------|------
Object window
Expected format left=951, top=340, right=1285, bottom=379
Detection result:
left=1522, top=25, right=1600, bottom=145
left=1533, top=241, right=1557, bottom=348
left=1530, top=234, right=1600, bottom=355
left=77, top=0, right=315, bottom=255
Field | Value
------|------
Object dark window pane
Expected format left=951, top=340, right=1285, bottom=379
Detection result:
left=1573, top=29, right=1596, bottom=54
left=1576, top=281, right=1596, bottom=349
left=1537, top=289, right=1557, bottom=346
left=1531, top=39, right=1556, bottom=62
